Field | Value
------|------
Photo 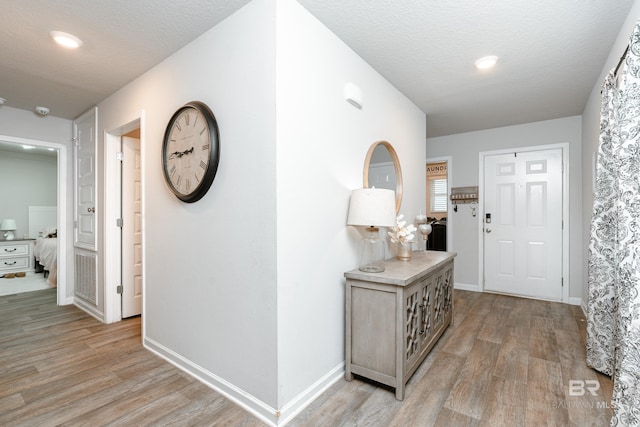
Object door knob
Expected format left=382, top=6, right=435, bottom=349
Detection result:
left=486, top=228, right=492, bottom=233
left=87, top=207, right=95, bottom=213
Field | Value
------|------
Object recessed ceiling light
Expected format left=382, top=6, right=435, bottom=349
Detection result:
left=50, top=31, right=83, bottom=49
left=474, top=55, right=499, bottom=70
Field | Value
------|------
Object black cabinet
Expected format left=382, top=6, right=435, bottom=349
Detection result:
left=427, top=223, right=447, bottom=251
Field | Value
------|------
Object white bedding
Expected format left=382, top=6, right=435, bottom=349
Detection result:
left=33, top=237, right=57, bottom=287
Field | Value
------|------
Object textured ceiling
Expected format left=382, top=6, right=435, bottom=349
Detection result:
left=0, top=0, right=635, bottom=138
left=298, top=0, right=635, bottom=136
left=0, top=0, right=252, bottom=120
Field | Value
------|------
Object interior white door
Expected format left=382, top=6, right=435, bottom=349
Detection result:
left=122, top=136, right=142, bottom=318
left=483, top=148, right=563, bottom=300
left=73, top=108, right=98, bottom=250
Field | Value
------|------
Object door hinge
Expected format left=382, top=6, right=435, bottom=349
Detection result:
left=561, top=277, right=564, bottom=287
left=116, top=218, right=123, bottom=228
left=117, top=285, right=123, bottom=294
left=116, top=151, right=124, bottom=161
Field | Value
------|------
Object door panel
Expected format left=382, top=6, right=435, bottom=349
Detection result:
left=74, top=108, right=97, bottom=251
left=122, top=136, right=142, bottom=318
left=484, top=148, right=563, bottom=300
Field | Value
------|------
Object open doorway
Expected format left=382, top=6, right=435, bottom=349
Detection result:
left=121, top=130, right=142, bottom=318
left=425, top=157, right=452, bottom=251
left=104, top=115, right=144, bottom=323
left=0, top=135, right=69, bottom=304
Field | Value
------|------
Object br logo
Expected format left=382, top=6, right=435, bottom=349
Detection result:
left=569, top=380, right=600, bottom=396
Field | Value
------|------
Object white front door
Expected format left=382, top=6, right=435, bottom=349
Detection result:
left=483, top=148, right=563, bottom=300
left=122, top=136, right=142, bottom=318
left=74, top=108, right=98, bottom=251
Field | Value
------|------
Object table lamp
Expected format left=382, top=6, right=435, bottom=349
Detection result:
left=1, top=219, right=17, bottom=240
left=347, top=188, right=396, bottom=272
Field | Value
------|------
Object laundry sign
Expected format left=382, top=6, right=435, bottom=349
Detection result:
left=426, top=162, right=447, bottom=173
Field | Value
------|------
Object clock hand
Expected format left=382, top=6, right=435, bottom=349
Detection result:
left=168, top=147, right=194, bottom=160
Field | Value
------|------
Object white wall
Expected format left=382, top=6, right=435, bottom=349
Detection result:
left=97, top=0, right=279, bottom=413
left=0, top=150, right=57, bottom=238
left=275, top=0, right=425, bottom=414
left=0, top=106, right=71, bottom=144
left=582, top=1, right=640, bottom=307
left=93, top=0, right=425, bottom=422
left=426, top=116, right=583, bottom=300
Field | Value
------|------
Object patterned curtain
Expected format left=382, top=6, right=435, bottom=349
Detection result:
left=587, top=22, right=640, bottom=427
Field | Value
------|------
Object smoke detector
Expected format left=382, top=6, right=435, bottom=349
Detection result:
left=35, top=106, right=50, bottom=116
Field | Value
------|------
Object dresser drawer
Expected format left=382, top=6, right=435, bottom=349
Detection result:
left=0, top=256, right=30, bottom=271
left=0, top=243, right=30, bottom=257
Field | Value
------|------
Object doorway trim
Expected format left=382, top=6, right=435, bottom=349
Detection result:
left=104, top=112, right=145, bottom=324
left=0, top=134, right=69, bottom=305
left=478, top=142, right=569, bottom=303
left=425, top=156, right=452, bottom=251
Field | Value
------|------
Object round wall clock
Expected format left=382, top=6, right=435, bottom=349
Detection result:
left=162, top=101, right=220, bottom=203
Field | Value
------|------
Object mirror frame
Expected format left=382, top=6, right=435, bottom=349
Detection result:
left=363, top=140, right=403, bottom=214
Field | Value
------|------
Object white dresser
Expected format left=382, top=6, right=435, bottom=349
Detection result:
left=0, top=239, right=35, bottom=274
left=344, top=250, right=456, bottom=400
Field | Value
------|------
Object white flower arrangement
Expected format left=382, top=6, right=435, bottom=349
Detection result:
left=387, top=214, right=417, bottom=245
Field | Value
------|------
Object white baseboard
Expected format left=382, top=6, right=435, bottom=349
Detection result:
left=60, top=295, right=74, bottom=305
left=73, top=297, right=105, bottom=322
left=277, top=362, right=344, bottom=426
left=144, top=336, right=279, bottom=425
left=568, top=297, right=582, bottom=306
left=144, top=336, right=344, bottom=426
left=581, top=301, right=588, bottom=317
left=454, top=282, right=479, bottom=292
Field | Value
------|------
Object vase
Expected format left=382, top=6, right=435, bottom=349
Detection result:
left=397, top=241, right=412, bottom=261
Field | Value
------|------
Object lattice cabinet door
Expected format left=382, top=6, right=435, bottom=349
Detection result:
left=405, top=283, right=422, bottom=368
left=419, top=278, right=433, bottom=345
left=443, top=264, right=454, bottom=319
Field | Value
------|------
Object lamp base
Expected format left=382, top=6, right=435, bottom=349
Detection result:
left=359, top=264, right=385, bottom=273
left=358, top=226, right=385, bottom=273
left=3, top=231, right=15, bottom=241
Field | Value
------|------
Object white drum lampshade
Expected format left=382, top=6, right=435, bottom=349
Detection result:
left=1, top=219, right=17, bottom=241
left=347, top=188, right=396, bottom=272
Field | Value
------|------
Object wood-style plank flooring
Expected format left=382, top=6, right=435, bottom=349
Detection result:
left=0, top=288, right=612, bottom=426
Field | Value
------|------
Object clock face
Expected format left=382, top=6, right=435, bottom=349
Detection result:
left=162, top=101, right=220, bottom=202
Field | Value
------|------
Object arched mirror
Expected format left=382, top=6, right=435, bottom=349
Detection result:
left=363, top=140, right=403, bottom=213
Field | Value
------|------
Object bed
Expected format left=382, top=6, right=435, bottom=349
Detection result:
left=33, top=234, right=57, bottom=287
left=28, top=206, right=58, bottom=287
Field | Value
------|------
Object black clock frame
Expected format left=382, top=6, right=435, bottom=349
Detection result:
left=162, top=101, right=220, bottom=203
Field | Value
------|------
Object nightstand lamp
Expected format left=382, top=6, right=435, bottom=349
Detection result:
left=347, top=188, right=396, bottom=272
left=1, top=219, right=17, bottom=241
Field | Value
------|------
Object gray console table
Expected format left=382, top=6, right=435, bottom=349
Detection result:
left=344, top=250, right=456, bottom=400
